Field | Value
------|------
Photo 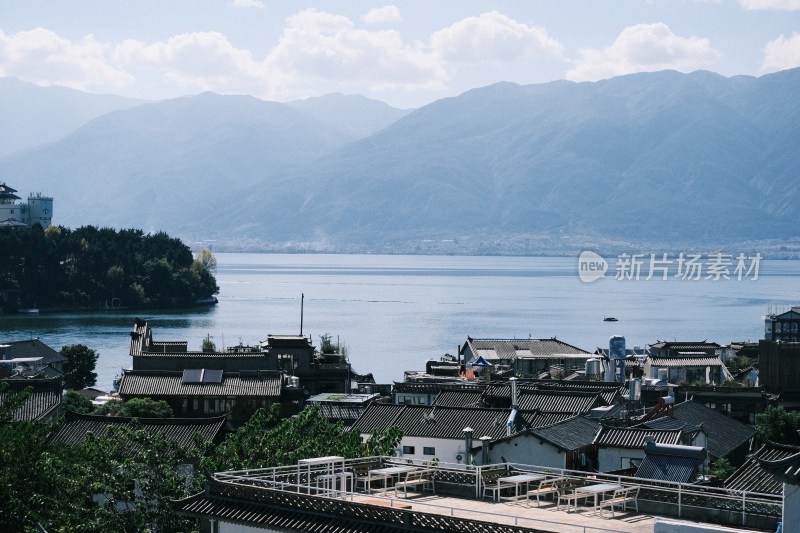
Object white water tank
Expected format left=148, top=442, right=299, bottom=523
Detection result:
left=289, top=376, right=300, bottom=388
left=585, top=358, right=602, bottom=377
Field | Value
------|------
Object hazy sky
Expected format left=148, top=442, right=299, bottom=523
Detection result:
left=2, top=0, right=799, bottom=108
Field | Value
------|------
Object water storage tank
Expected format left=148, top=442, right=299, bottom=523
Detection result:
left=628, top=379, right=641, bottom=401
left=289, top=376, right=300, bottom=388
left=585, top=358, right=602, bottom=377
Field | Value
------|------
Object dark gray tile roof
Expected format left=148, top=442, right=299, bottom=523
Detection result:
left=50, top=411, right=227, bottom=450
left=393, top=381, right=486, bottom=394
left=726, top=442, right=800, bottom=494
left=527, top=415, right=600, bottom=451
left=635, top=443, right=705, bottom=483
left=516, top=390, right=602, bottom=414
left=648, top=356, right=723, bottom=367
left=0, top=378, right=62, bottom=421
left=465, top=338, right=589, bottom=362
left=637, top=416, right=701, bottom=435
left=316, top=403, right=367, bottom=423
left=351, top=403, right=405, bottom=433
left=594, top=427, right=682, bottom=448
left=0, top=338, right=66, bottom=365
left=672, top=401, right=756, bottom=459
left=390, top=405, right=515, bottom=440
left=433, top=390, right=485, bottom=407
left=482, top=380, right=622, bottom=407
left=649, top=341, right=721, bottom=351
left=118, top=370, right=281, bottom=398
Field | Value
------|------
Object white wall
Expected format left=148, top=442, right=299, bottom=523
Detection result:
left=598, top=447, right=645, bottom=472
left=489, top=437, right=564, bottom=469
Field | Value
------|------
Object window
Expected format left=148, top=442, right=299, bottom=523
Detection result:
left=402, top=446, right=415, bottom=455
left=423, top=447, right=436, bottom=456
left=622, top=457, right=642, bottom=469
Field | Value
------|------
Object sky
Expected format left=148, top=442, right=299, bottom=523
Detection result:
left=1, top=0, right=799, bottom=109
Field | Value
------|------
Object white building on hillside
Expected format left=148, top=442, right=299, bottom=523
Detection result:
left=0, top=183, right=53, bottom=228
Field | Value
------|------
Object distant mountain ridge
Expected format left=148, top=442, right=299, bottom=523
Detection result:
left=1, top=69, right=798, bottom=253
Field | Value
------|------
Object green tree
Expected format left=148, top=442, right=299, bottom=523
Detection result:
left=204, top=404, right=402, bottom=472
left=61, top=344, right=99, bottom=390
left=62, top=390, right=95, bottom=414
left=201, top=334, right=216, bottom=353
left=95, top=397, right=173, bottom=418
left=709, top=458, right=735, bottom=480
left=755, top=405, right=800, bottom=445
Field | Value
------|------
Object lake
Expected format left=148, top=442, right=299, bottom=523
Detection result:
left=1, top=253, right=799, bottom=390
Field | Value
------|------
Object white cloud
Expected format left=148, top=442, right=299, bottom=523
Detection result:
left=762, top=32, right=800, bottom=70
left=231, top=0, right=264, bottom=7
left=362, top=5, right=402, bottom=24
left=115, top=32, right=267, bottom=96
left=265, top=8, right=446, bottom=95
left=739, top=0, right=800, bottom=10
left=567, top=23, right=721, bottom=82
left=430, top=11, right=564, bottom=64
left=0, top=28, right=134, bottom=91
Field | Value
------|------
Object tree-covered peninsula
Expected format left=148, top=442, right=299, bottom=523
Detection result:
left=0, top=225, right=218, bottom=313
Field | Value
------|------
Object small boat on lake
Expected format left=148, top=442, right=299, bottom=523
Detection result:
left=603, top=316, right=618, bottom=322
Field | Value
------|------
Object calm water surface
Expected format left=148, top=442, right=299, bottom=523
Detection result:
left=1, top=253, right=799, bottom=390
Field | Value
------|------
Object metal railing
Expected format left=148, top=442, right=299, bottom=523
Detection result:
left=213, top=456, right=781, bottom=530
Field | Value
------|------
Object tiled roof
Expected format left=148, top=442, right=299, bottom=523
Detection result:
left=594, top=427, right=682, bottom=448
left=726, top=442, right=800, bottom=494
left=316, top=403, right=367, bottom=423
left=393, top=381, right=485, bottom=394
left=390, top=405, right=516, bottom=440
left=176, top=488, right=404, bottom=533
left=353, top=403, right=563, bottom=440
left=118, top=370, right=281, bottom=398
left=637, top=416, right=702, bottom=435
left=433, top=390, right=485, bottom=407
left=0, top=338, right=66, bottom=365
left=648, top=356, right=723, bottom=367
left=516, top=390, right=601, bottom=414
left=464, top=338, right=589, bottom=363
left=527, top=416, right=600, bottom=451
left=351, top=403, right=405, bottom=433
left=526, top=381, right=623, bottom=406
left=635, top=443, right=706, bottom=483
left=482, top=380, right=621, bottom=408
left=50, top=411, right=227, bottom=450
left=0, top=378, right=61, bottom=421
left=649, top=341, right=721, bottom=351
left=672, top=401, right=756, bottom=459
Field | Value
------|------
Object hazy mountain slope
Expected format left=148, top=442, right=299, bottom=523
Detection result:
left=0, top=77, right=144, bottom=157
left=221, top=69, right=798, bottom=246
left=287, top=93, right=411, bottom=139
left=2, top=69, right=798, bottom=250
left=0, top=93, right=356, bottom=232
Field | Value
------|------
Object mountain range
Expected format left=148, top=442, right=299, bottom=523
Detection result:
left=1, top=69, right=798, bottom=254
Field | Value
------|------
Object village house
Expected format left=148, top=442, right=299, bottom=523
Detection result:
left=119, top=318, right=371, bottom=426
left=594, top=426, right=683, bottom=472
left=459, top=337, right=591, bottom=377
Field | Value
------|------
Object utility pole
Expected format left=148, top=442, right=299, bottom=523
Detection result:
left=300, top=293, right=304, bottom=336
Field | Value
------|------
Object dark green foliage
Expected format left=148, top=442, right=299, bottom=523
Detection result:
left=61, top=344, right=99, bottom=390
left=755, top=405, right=800, bottom=445
left=204, top=404, right=402, bottom=472
left=0, top=401, right=401, bottom=531
left=95, top=397, right=173, bottom=418
left=0, top=225, right=218, bottom=312
left=62, top=390, right=95, bottom=414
